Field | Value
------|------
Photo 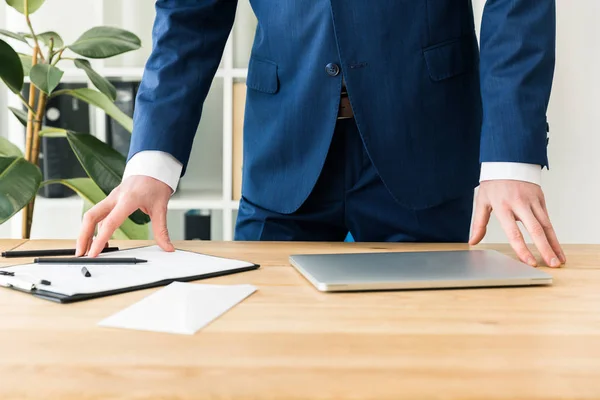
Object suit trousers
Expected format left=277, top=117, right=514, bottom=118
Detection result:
left=234, top=118, right=474, bottom=242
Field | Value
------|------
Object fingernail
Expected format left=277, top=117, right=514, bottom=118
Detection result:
left=527, top=257, right=537, bottom=267
left=550, top=257, right=561, bottom=268
left=559, top=253, right=566, bottom=264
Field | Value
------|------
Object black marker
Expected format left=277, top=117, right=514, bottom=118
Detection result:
left=2, top=247, right=120, bottom=258
left=34, top=257, right=147, bottom=264
left=81, top=267, right=92, bottom=278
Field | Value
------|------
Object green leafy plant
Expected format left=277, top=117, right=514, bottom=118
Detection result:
left=0, top=0, right=149, bottom=238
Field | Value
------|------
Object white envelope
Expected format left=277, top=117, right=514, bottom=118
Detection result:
left=98, top=282, right=257, bottom=335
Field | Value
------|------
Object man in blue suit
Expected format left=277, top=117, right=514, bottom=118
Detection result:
left=78, top=0, right=565, bottom=268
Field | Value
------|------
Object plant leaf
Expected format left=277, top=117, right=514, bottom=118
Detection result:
left=45, top=178, right=149, bottom=239
left=5, top=0, right=46, bottom=15
left=0, top=29, right=27, bottom=44
left=0, top=137, right=22, bottom=157
left=9, top=106, right=28, bottom=126
left=69, top=27, right=141, bottom=59
left=27, top=31, right=63, bottom=48
left=18, top=53, right=32, bottom=75
left=38, top=127, right=67, bottom=137
left=74, top=59, right=116, bottom=101
left=61, top=88, right=132, bottom=132
left=10, top=107, right=50, bottom=132
left=29, top=63, right=64, bottom=94
left=65, top=131, right=125, bottom=192
left=0, top=38, right=24, bottom=94
left=0, top=156, right=42, bottom=224
left=64, top=131, right=149, bottom=224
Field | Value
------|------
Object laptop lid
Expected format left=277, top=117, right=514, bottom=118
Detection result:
left=289, top=250, right=553, bottom=292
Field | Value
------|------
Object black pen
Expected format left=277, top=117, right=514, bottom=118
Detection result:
left=34, top=257, right=147, bottom=264
left=1, top=247, right=120, bottom=258
left=81, top=267, right=92, bottom=278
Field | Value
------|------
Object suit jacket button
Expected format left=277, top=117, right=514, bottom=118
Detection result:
left=326, top=63, right=340, bottom=77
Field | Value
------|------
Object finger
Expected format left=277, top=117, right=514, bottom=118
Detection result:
left=84, top=236, right=93, bottom=257
left=515, top=207, right=560, bottom=268
left=76, top=199, right=114, bottom=256
left=469, top=200, right=491, bottom=245
left=151, top=205, right=174, bottom=252
left=531, top=203, right=565, bottom=265
left=90, top=221, right=103, bottom=255
left=496, top=208, right=537, bottom=267
left=536, top=197, right=565, bottom=264
left=82, top=214, right=104, bottom=256
left=88, top=202, right=137, bottom=257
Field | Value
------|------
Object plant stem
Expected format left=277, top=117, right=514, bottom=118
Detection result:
left=24, top=91, right=48, bottom=238
left=46, top=37, right=54, bottom=64
left=22, top=45, right=39, bottom=239
left=23, top=47, right=39, bottom=161
left=30, top=93, right=47, bottom=166
left=23, top=0, right=44, bottom=62
left=51, top=48, right=65, bottom=66
left=47, top=89, right=69, bottom=99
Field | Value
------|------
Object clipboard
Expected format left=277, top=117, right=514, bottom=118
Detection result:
left=0, top=246, right=260, bottom=304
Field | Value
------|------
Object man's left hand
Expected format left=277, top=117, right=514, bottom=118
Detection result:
left=469, top=180, right=566, bottom=268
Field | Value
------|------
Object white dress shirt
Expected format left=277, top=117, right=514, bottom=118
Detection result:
left=123, top=151, right=541, bottom=194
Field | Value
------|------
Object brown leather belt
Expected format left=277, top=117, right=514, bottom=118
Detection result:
left=338, top=91, right=354, bottom=119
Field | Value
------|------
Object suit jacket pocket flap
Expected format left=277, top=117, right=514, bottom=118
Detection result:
left=247, top=58, right=279, bottom=94
left=423, top=37, right=474, bottom=82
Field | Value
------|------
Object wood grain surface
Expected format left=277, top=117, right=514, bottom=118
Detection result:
left=1, top=240, right=599, bottom=400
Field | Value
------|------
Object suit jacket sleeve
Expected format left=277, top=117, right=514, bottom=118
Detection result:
left=128, top=0, right=238, bottom=175
left=478, top=0, right=555, bottom=168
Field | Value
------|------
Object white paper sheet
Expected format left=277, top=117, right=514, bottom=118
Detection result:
left=98, top=282, right=257, bottom=335
left=0, top=246, right=256, bottom=296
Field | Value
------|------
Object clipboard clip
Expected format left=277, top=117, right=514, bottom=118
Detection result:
left=0, top=274, right=51, bottom=292
left=1, top=277, right=36, bottom=292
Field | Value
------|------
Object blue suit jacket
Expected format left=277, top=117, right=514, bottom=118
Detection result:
left=129, top=0, right=555, bottom=213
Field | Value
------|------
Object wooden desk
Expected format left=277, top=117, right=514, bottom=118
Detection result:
left=1, top=240, right=600, bottom=400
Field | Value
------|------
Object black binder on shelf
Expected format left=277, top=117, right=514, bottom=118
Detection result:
left=106, top=80, right=140, bottom=157
left=0, top=246, right=260, bottom=304
left=184, top=210, right=212, bottom=240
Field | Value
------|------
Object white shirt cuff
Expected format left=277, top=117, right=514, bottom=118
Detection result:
left=123, top=150, right=183, bottom=193
left=480, top=162, right=542, bottom=186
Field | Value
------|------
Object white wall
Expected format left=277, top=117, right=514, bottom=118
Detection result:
left=474, top=0, right=600, bottom=244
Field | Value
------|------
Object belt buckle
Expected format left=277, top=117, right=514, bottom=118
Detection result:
left=337, top=92, right=353, bottom=119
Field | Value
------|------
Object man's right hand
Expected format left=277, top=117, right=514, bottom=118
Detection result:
left=76, top=176, right=175, bottom=257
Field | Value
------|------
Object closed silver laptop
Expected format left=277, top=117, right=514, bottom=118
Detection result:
left=289, top=250, right=553, bottom=292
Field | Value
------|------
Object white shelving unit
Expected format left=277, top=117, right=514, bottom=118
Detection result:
left=1, top=0, right=257, bottom=241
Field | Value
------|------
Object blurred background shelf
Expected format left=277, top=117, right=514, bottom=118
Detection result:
left=24, top=68, right=249, bottom=82
left=29, top=189, right=228, bottom=211
left=33, top=195, right=83, bottom=209
left=169, top=189, right=225, bottom=210
left=0, top=0, right=257, bottom=241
